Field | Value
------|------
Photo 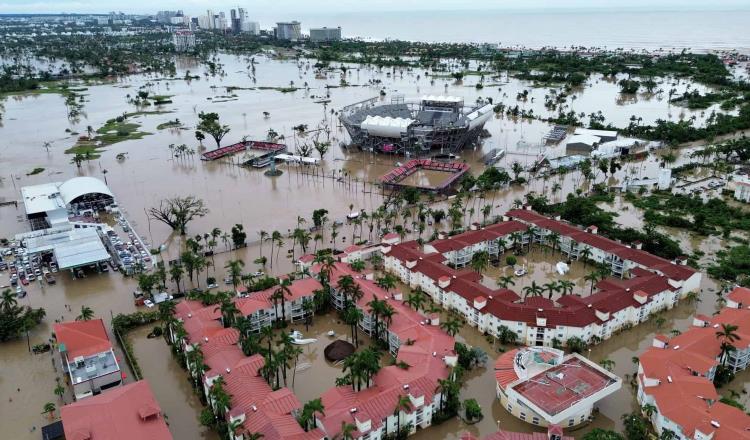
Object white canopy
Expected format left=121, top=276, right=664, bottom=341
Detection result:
left=58, top=177, right=113, bottom=204
left=361, top=116, right=414, bottom=138
left=421, top=95, right=463, bottom=104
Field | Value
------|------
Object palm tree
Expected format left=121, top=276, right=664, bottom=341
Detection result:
left=405, top=291, right=426, bottom=311
left=375, top=274, right=397, bottom=293
left=53, top=383, right=66, bottom=402
left=301, top=398, right=325, bottom=431
left=215, top=299, right=240, bottom=327
left=76, top=305, right=94, bottom=321
left=344, top=306, right=364, bottom=348
left=548, top=231, right=561, bottom=254
left=224, top=259, right=245, bottom=290
left=522, top=281, right=543, bottom=299
left=558, top=280, right=575, bottom=296
left=42, top=402, right=56, bottom=420
left=497, top=275, right=515, bottom=289
left=543, top=281, right=561, bottom=300
left=641, top=403, right=657, bottom=419
left=337, top=422, right=356, bottom=440
left=716, top=323, right=740, bottom=366
left=393, top=394, right=413, bottom=433
left=440, top=316, right=463, bottom=337
left=470, top=250, right=490, bottom=274
left=579, top=246, right=592, bottom=267
left=273, top=279, right=293, bottom=323
left=170, top=263, right=185, bottom=293
left=584, top=271, right=603, bottom=295
left=1, top=288, right=18, bottom=312
left=599, top=358, right=616, bottom=372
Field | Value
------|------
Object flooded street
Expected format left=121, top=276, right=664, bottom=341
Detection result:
left=0, top=53, right=738, bottom=439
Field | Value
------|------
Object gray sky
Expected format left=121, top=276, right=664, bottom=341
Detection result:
left=1, top=0, right=748, bottom=14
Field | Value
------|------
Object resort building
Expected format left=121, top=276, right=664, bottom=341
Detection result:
left=234, top=277, right=322, bottom=331
left=58, top=380, right=172, bottom=439
left=312, top=261, right=457, bottom=439
left=461, top=425, right=572, bottom=440
left=53, top=319, right=122, bottom=400
left=636, top=287, right=750, bottom=439
left=494, top=347, right=621, bottom=427
left=171, top=278, right=326, bottom=440
left=310, top=26, right=342, bottom=42
left=381, top=209, right=700, bottom=349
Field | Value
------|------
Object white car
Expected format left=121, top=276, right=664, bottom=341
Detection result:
left=144, top=299, right=155, bottom=308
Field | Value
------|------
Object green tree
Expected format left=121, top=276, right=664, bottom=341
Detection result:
left=197, top=112, right=230, bottom=148
left=76, top=305, right=94, bottom=321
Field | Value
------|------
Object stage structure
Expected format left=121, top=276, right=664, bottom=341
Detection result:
left=340, top=95, right=493, bottom=156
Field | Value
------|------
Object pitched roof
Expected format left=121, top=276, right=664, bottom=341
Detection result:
left=54, top=319, right=112, bottom=359
left=60, top=380, right=172, bottom=440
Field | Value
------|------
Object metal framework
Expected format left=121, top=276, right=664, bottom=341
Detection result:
left=340, top=96, right=493, bottom=156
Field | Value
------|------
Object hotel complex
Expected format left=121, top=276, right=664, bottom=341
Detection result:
left=381, top=208, right=701, bottom=349
left=636, top=287, right=750, bottom=439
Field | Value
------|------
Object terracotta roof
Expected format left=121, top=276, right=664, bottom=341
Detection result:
left=638, top=306, right=750, bottom=440
left=728, top=287, right=750, bottom=307
left=60, top=380, right=172, bottom=440
left=54, top=319, right=112, bottom=359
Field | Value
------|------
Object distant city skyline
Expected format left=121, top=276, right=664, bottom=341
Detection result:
left=1, top=0, right=749, bottom=15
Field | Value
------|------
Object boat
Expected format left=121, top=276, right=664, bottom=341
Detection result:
left=289, top=330, right=317, bottom=345
left=555, top=261, right=570, bottom=275
left=514, top=265, right=527, bottom=277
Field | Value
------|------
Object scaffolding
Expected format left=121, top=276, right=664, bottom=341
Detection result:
left=340, top=96, right=493, bottom=156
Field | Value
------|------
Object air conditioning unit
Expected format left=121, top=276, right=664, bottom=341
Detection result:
left=74, top=356, right=85, bottom=367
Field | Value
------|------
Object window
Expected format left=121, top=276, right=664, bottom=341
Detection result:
left=520, top=412, right=526, bottom=421
left=507, top=404, right=512, bottom=412
left=568, top=419, right=574, bottom=427
left=532, top=417, right=540, bottom=425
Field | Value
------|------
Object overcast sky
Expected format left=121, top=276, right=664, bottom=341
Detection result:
left=1, top=0, right=748, bottom=15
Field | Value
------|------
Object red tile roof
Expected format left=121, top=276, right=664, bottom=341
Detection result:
left=60, top=380, right=172, bottom=440
left=728, top=287, right=750, bottom=307
left=638, top=306, right=750, bottom=439
left=54, top=319, right=112, bottom=359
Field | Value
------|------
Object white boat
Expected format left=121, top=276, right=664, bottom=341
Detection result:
left=289, top=330, right=317, bottom=345
left=556, top=261, right=570, bottom=275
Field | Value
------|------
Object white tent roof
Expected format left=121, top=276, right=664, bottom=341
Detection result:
left=361, top=116, right=414, bottom=138
left=421, top=95, right=463, bottom=104
left=58, top=177, right=113, bottom=205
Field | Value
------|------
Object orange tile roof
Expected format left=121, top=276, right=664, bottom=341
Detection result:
left=60, top=380, right=172, bottom=440
left=54, top=319, right=112, bottom=359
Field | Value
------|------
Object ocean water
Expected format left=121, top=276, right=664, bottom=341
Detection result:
left=261, top=8, right=750, bottom=53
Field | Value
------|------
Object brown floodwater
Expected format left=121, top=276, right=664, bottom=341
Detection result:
left=0, top=53, right=737, bottom=439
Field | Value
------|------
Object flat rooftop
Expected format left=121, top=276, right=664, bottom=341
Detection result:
left=68, top=349, right=120, bottom=384
left=511, top=356, right=619, bottom=417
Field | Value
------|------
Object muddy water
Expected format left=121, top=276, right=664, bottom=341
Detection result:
left=0, top=53, right=736, bottom=439
left=129, top=326, right=218, bottom=440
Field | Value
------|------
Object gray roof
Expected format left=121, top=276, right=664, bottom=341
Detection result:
left=25, top=227, right=110, bottom=269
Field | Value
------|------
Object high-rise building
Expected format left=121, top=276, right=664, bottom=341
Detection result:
left=275, top=21, right=302, bottom=41
left=230, top=9, right=239, bottom=33
left=310, top=26, right=342, bottom=42
left=241, top=21, right=260, bottom=35
left=172, top=30, right=196, bottom=51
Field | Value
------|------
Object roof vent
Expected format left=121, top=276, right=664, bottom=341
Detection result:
left=204, top=337, right=209, bottom=342
left=538, top=308, right=543, bottom=312
left=225, top=368, right=231, bottom=373
left=488, top=296, right=493, bottom=300
left=673, top=345, right=680, bottom=350
left=251, top=405, right=257, bottom=412
left=713, top=324, right=719, bottom=328
left=625, top=288, right=630, bottom=292
left=432, top=352, right=437, bottom=357
left=587, top=304, right=592, bottom=308
left=350, top=408, right=357, bottom=414
left=403, top=384, right=410, bottom=390
left=667, top=376, right=673, bottom=383
left=711, top=421, right=720, bottom=428
left=188, top=313, right=192, bottom=318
